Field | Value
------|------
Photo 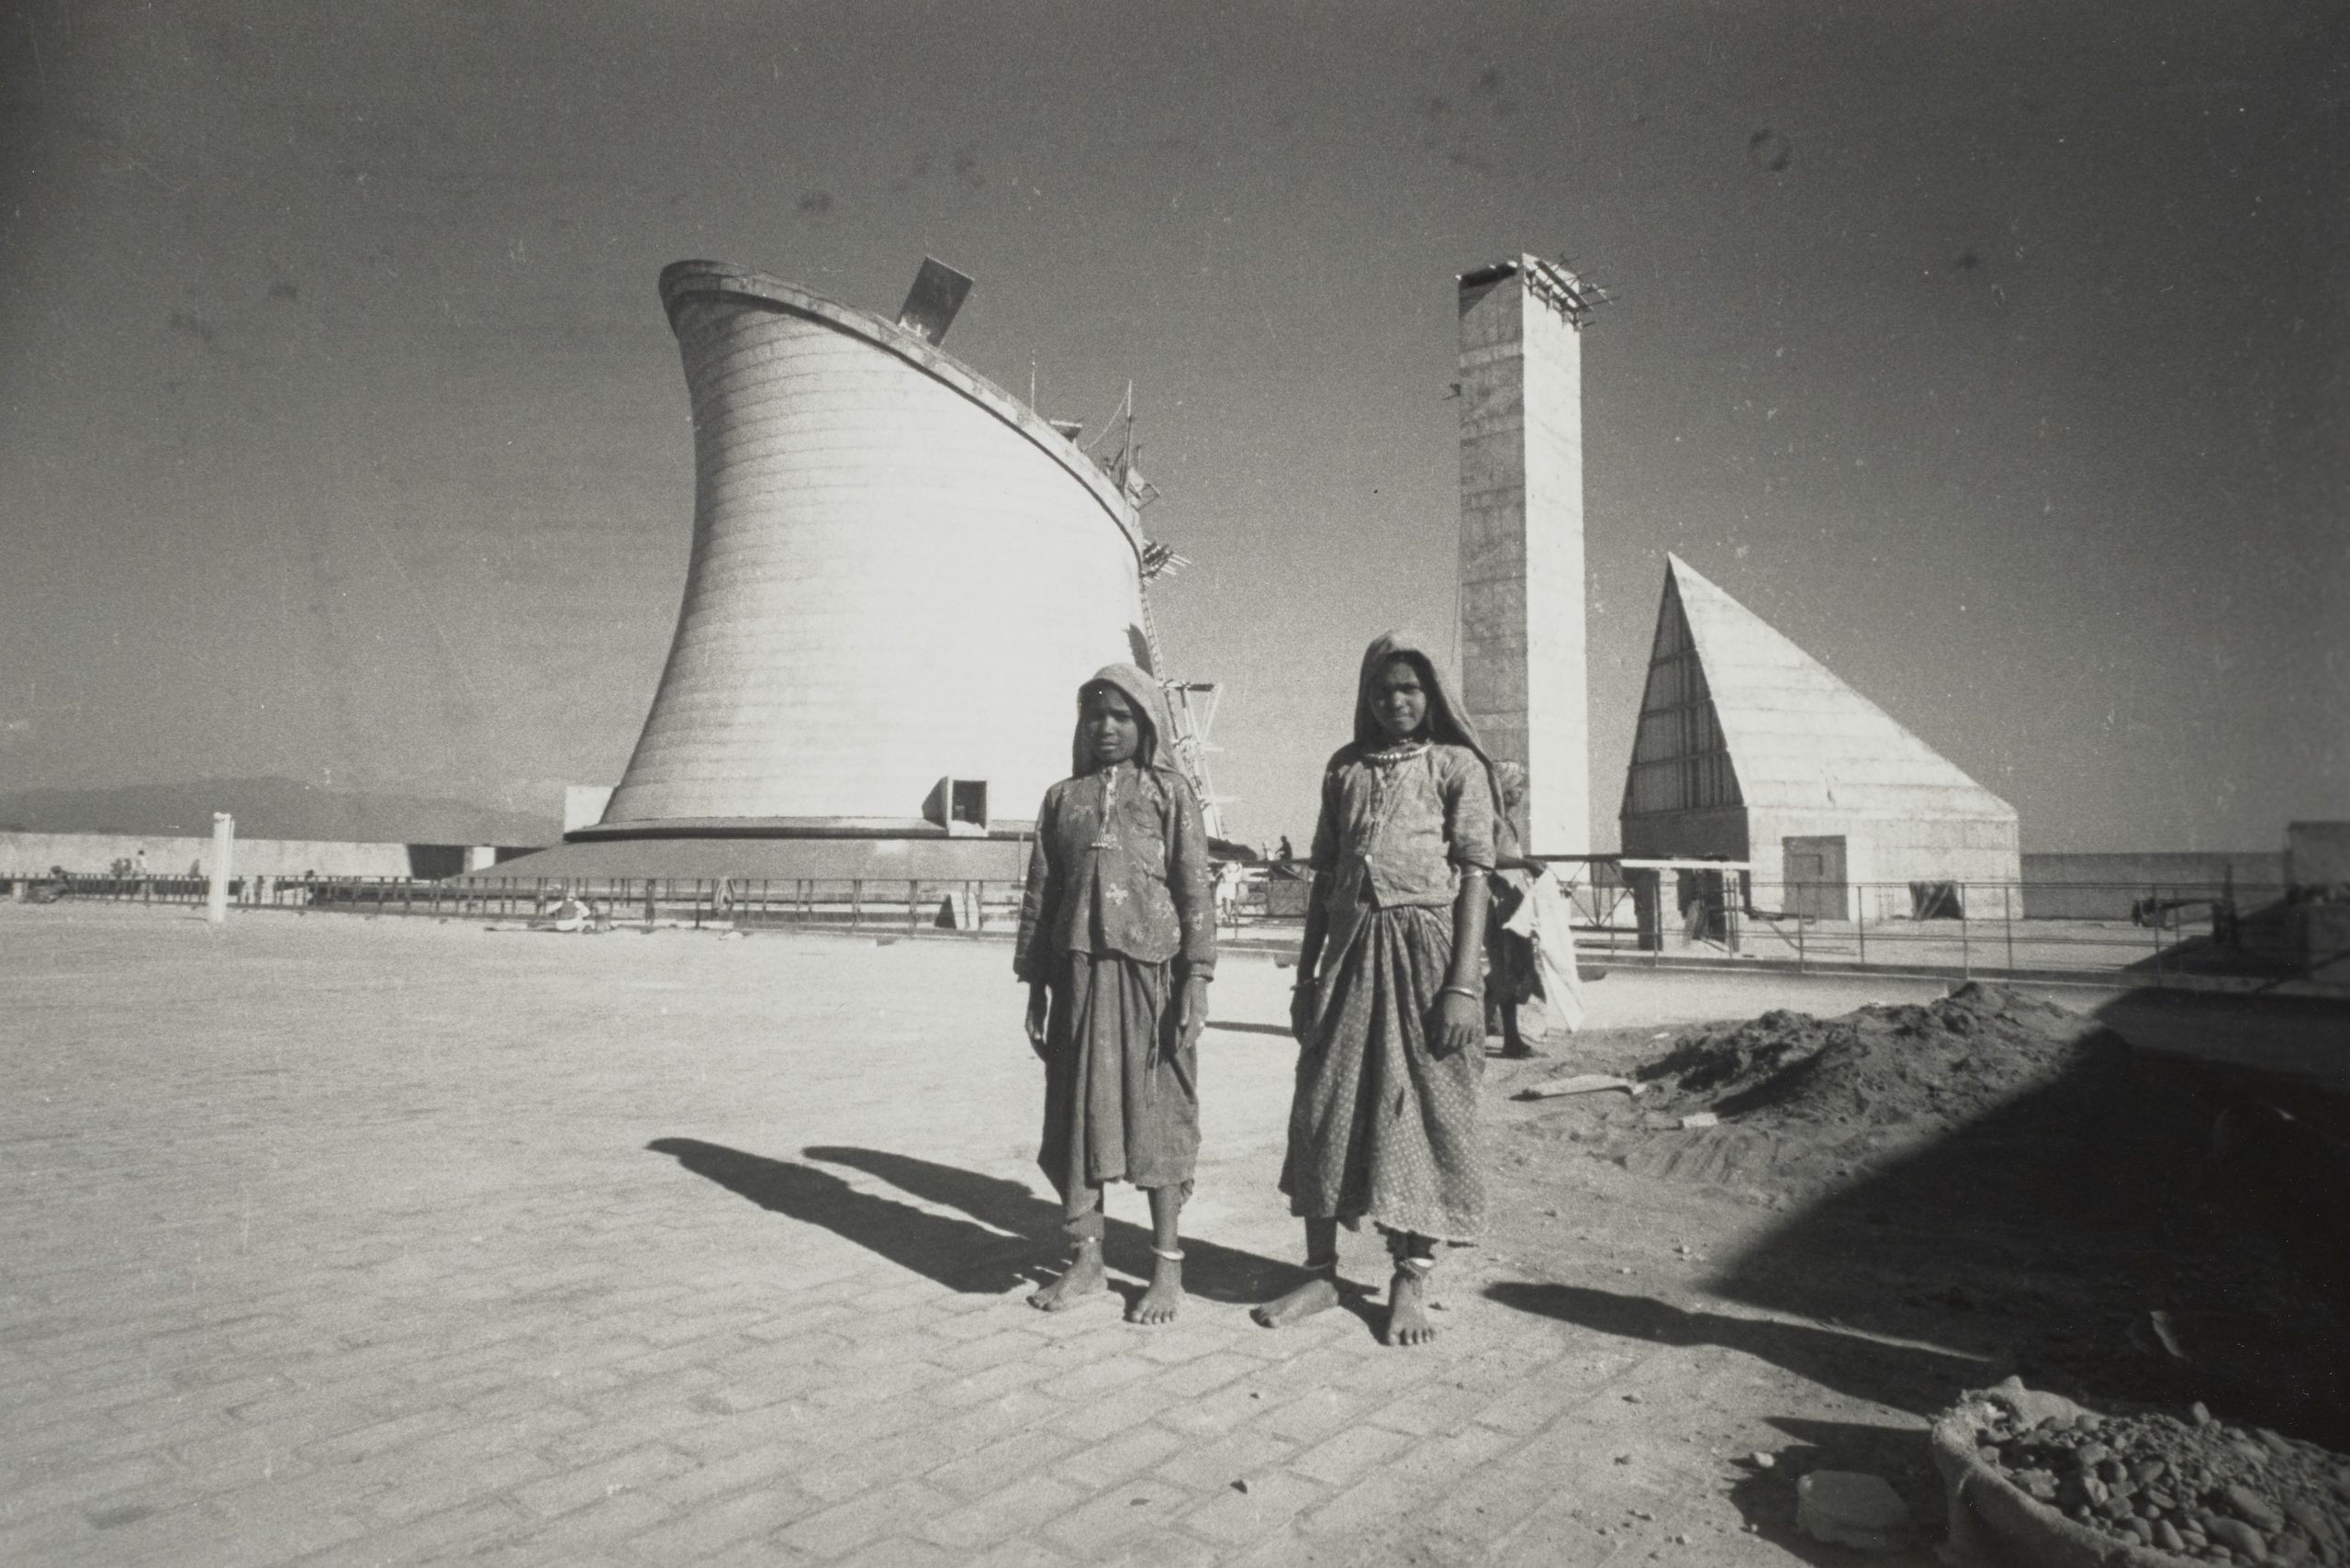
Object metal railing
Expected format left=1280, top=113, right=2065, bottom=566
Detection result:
left=2, top=872, right=1031, bottom=937
left=1530, top=871, right=2323, bottom=985
left=7, top=866, right=2340, bottom=985
left=1226, top=866, right=2333, bottom=985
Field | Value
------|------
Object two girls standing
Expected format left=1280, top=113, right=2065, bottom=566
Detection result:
left=1015, top=636, right=1507, bottom=1343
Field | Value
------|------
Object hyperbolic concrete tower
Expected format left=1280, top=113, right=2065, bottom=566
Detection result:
left=1455, top=255, right=1602, bottom=856
left=587, top=260, right=1158, bottom=853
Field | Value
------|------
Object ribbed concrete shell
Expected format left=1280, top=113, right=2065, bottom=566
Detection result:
left=595, top=261, right=1152, bottom=836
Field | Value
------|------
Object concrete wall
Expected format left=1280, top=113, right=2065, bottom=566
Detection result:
left=1837, top=813, right=2024, bottom=922
left=2287, top=823, right=2350, bottom=888
left=2019, top=851, right=2287, bottom=919
left=4, top=831, right=419, bottom=879
left=1619, top=806, right=1747, bottom=862
left=564, top=786, right=615, bottom=835
left=1622, top=808, right=2020, bottom=922
left=1457, top=257, right=1590, bottom=857
left=604, top=262, right=1150, bottom=834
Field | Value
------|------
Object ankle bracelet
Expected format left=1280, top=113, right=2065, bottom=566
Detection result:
left=1150, top=1246, right=1185, bottom=1262
left=1304, top=1255, right=1339, bottom=1273
left=1395, top=1255, right=1435, bottom=1274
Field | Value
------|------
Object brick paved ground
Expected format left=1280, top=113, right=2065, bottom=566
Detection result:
left=3, top=902, right=2010, bottom=1566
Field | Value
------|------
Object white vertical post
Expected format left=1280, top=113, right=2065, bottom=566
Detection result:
left=207, top=812, right=234, bottom=925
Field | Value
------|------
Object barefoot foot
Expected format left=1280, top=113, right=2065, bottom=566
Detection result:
left=1129, top=1255, right=1183, bottom=1325
left=1026, top=1244, right=1106, bottom=1312
left=1251, top=1268, right=1341, bottom=1328
left=1382, top=1267, right=1438, bottom=1346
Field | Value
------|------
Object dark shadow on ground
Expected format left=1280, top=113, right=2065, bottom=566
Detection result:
left=2097, top=989, right=2350, bottom=1092
left=648, top=1137, right=1046, bottom=1294
left=800, top=1145, right=1303, bottom=1306
left=2121, top=929, right=2300, bottom=982
left=1689, top=992, right=2350, bottom=1442
left=1483, top=1282, right=1990, bottom=1417
left=2115, top=891, right=2323, bottom=986
left=1204, top=1020, right=1295, bottom=1039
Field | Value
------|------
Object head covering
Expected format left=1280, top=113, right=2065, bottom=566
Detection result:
left=1072, top=662, right=1180, bottom=778
left=1351, top=632, right=1518, bottom=857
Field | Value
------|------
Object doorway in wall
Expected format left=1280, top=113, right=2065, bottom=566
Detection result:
left=1910, top=880, right=1964, bottom=920
left=1782, top=835, right=1848, bottom=921
left=949, top=780, right=988, bottom=831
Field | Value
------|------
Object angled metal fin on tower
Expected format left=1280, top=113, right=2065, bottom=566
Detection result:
left=896, top=257, right=974, bottom=345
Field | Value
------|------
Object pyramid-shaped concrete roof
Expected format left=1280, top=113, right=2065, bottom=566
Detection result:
left=1663, top=554, right=2016, bottom=822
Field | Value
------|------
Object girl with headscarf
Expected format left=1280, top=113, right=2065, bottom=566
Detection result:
left=1252, top=633, right=1506, bottom=1346
left=1014, top=664, right=1216, bottom=1324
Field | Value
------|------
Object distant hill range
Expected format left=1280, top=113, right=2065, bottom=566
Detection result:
left=0, top=777, right=560, bottom=847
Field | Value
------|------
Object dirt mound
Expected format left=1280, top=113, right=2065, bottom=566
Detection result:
left=1634, top=982, right=2126, bottom=1134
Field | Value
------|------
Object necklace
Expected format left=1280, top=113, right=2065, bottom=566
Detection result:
left=1088, top=765, right=1120, bottom=850
left=1347, top=740, right=1426, bottom=857
left=1362, top=738, right=1431, bottom=766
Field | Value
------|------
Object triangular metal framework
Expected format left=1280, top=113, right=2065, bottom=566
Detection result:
left=1621, top=570, right=1742, bottom=821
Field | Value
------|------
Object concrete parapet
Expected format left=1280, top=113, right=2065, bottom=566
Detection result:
left=0, top=830, right=467, bottom=880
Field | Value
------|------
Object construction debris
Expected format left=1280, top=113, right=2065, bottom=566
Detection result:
left=1796, top=1470, right=1916, bottom=1551
left=1935, top=1379, right=2350, bottom=1565
left=1514, top=1073, right=1646, bottom=1102
left=1630, top=982, right=2122, bottom=1135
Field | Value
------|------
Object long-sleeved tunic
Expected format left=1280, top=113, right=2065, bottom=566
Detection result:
left=1014, top=761, right=1216, bottom=982
left=1015, top=758, right=1215, bottom=1215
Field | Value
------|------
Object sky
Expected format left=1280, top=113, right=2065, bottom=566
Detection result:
left=1, top=0, right=2343, bottom=852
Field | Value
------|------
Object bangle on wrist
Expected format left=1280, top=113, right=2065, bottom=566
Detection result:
left=1438, top=983, right=1480, bottom=1002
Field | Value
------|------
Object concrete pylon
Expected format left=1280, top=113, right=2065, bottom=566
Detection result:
left=1456, top=255, right=1598, bottom=856
left=207, top=812, right=233, bottom=924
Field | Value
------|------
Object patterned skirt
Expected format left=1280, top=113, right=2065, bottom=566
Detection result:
left=1037, top=952, right=1199, bottom=1217
left=1280, top=903, right=1486, bottom=1242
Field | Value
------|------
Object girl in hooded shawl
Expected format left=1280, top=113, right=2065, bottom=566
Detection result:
left=1253, top=633, right=1507, bottom=1346
left=1014, top=664, right=1216, bottom=1323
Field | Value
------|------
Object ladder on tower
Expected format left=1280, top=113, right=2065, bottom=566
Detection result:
left=1106, top=382, right=1233, bottom=844
left=1131, top=589, right=1233, bottom=841
left=1160, top=680, right=1233, bottom=843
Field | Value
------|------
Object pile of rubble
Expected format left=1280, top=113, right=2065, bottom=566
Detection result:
left=1941, top=1381, right=2350, bottom=1565
left=1629, top=981, right=2126, bottom=1135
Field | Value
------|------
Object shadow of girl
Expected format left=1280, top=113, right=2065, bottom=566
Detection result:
left=801, top=1144, right=1301, bottom=1305
left=646, top=1137, right=1042, bottom=1295
left=1484, top=1281, right=1992, bottom=1417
